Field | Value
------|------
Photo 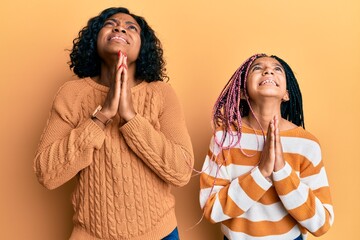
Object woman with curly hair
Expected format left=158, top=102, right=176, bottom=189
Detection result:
left=34, top=7, right=194, bottom=240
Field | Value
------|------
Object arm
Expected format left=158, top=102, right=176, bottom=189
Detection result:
left=33, top=89, right=106, bottom=190
left=199, top=135, right=272, bottom=223
left=273, top=157, right=334, bottom=236
left=120, top=84, right=194, bottom=187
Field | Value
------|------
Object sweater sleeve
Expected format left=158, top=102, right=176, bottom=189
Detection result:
left=33, top=89, right=105, bottom=190
left=273, top=147, right=334, bottom=236
left=199, top=136, right=272, bottom=223
left=119, top=84, right=194, bottom=187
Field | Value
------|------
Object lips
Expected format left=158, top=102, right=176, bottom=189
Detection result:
left=259, top=79, right=278, bottom=86
left=109, top=35, right=129, bottom=44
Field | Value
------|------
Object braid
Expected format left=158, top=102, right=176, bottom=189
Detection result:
left=271, top=56, right=305, bottom=128
left=212, top=53, right=266, bottom=148
left=212, top=54, right=305, bottom=150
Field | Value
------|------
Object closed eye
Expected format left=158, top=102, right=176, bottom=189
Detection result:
left=127, top=24, right=138, bottom=32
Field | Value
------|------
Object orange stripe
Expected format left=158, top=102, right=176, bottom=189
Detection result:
left=203, top=193, right=218, bottom=223
left=258, top=187, right=281, bottom=205
left=288, top=190, right=316, bottom=221
left=301, top=160, right=323, bottom=178
left=219, top=185, right=245, bottom=218
left=274, top=170, right=300, bottom=195
left=222, top=214, right=298, bottom=236
left=313, top=187, right=332, bottom=204
left=239, top=173, right=268, bottom=201
left=200, top=172, right=230, bottom=189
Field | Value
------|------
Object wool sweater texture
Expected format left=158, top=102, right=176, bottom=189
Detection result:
left=34, top=78, right=194, bottom=240
left=200, top=125, right=334, bottom=240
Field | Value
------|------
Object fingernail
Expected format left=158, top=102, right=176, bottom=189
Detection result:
left=118, top=50, right=121, bottom=57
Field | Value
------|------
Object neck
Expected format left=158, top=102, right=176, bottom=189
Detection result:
left=95, top=62, right=139, bottom=88
left=245, top=98, right=282, bottom=131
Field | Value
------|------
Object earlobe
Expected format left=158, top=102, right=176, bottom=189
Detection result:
left=282, top=91, right=290, bottom=102
left=240, top=89, right=247, bottom=100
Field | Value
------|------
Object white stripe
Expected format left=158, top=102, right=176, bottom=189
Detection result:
left=214, top=130, right=322, bottom=166
left=202, top=156, right=222, bottom=178
left=280, top=183, right=309, bottom=210
left=324, top=204, right=335, bottom=225
left=199, top=186, right=223, bottom=209
left=251, top=166, right=273, bottom=190
left=225, top=164, right=253, bottom=179
left=214, top=131, right=264, bottom=151
left=240, top=202, right=288, bottom=221
left=228, top=179, right=256, bottom=212
left=301, top=167, right=329, bottom=190
left=299, top=197, right=326, bottom=232
left=222, top=224, right=301, bottom=240
left=211, top=194, right=231, bottom=222
left=272, top=161, right=292, bottom=181
left=281, top=136, right=322, bottom=166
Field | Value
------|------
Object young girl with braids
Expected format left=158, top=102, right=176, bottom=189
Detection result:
left=199, top=54, right=334, bottom=240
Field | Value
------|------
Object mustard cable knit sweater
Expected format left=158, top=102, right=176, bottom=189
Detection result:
left=34, top=78, right=194, bottom=240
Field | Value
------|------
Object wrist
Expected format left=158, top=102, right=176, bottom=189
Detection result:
left=91, top=105, right=113, bottom=127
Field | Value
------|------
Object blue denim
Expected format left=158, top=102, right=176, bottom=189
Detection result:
left=162, top=227, right=179, bottom=240
left=224, top=234, right=302, bottom=240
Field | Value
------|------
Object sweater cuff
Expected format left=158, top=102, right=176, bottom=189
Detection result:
left=272, top=162, right=292, bottom=182
left=119, top=114, right=143, bottom=134
left=251, top=166, right=273, bottom=189
left=87, top=119, right=106, bottom=149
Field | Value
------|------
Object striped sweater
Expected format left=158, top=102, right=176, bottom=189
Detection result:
left=34, top=78, right=194, bottom=240
left=200, top=125, right=334, bottom=240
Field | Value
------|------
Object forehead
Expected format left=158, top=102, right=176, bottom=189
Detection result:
left=107, top=13, right=140, bottom=27
left=251, top=57, right=281, bottom=67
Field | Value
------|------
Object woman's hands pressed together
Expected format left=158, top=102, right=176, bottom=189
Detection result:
left=101, top=51, right=136, bottom=123
left=258, top=115, right=285, bottom=180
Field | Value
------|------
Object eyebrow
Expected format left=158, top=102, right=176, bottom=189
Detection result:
left=107, top=18, right=140, bottom=28
left=251, top=63, right=284, bottom=70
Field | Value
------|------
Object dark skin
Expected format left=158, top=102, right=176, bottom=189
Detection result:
left=242, top=57, right=297, bottom=179
left=91, top=13, right=142, bottom=129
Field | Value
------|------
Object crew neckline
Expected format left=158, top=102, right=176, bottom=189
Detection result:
left=85, top=77, right=147, bottom=93
left=241, top=122, right=302, bottom=135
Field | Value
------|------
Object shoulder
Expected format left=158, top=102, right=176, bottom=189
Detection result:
left=147, top=81, right=176, bottom=94
left=55, top=78, right=90, bottom=98
left=145, top=81, right=180, bottom=103
left=283, top=126, right=320, bottom=144
left=52, top=78, right=95, bottom=112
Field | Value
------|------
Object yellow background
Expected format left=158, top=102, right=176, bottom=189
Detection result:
left=1, top=0, right=359, bottom=239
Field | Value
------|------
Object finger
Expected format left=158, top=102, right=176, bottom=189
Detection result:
left=117, top=51, right=125, bottom=70
left=269, top=120, right=275, bottom=155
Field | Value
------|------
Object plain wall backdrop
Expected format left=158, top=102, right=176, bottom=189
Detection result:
left=1, top=0, right=359, bottom=239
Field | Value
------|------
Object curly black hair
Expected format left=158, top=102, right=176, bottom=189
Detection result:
left=69, top=7, right=168, bottom=82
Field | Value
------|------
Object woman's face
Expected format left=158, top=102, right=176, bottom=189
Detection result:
left=97, top=13, right=141, bottom=63
left=245, top=57, right=288, bottom=102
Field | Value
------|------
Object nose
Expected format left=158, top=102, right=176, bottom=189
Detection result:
left=113, top=25, right=126, bottom=34
left=262, top=67, right=274, bottom=75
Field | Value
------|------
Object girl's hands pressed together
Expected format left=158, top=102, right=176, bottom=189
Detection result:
left=258, top=115, right=285, bottom=179
left=258, top=118, right=275, bottom=179
left=273, top=116, right=285, bottom=172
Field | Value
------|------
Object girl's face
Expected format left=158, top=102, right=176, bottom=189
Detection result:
left=245, top=57, right=288, bottom=102
left=97, top=13, right=141, bottom=63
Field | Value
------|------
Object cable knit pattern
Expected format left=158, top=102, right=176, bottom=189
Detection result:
left=34, top=78, right=194, bottom=240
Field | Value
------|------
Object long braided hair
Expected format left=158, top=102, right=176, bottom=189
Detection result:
left=212, top=53, right=305, bottom=149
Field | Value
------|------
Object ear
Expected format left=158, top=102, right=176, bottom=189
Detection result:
left=282, top=91, right=290, bottom=102
left=240, top=89, right=247, bottom=100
